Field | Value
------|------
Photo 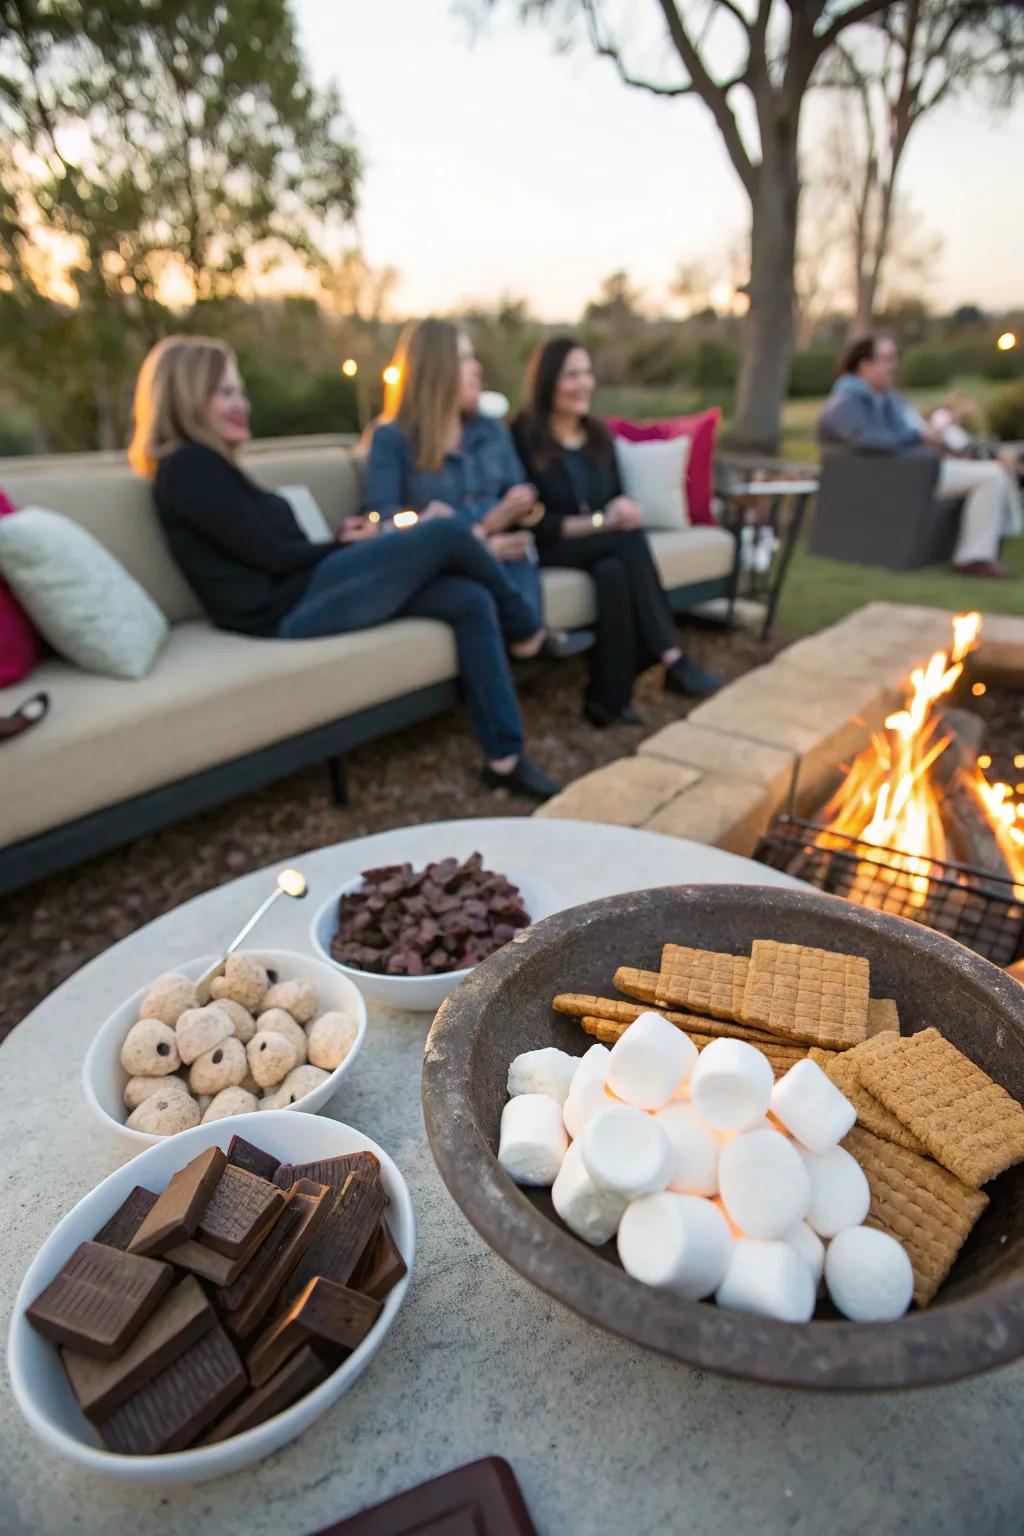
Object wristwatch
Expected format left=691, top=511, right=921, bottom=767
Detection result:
left=590, top=511, right=605, bottom=530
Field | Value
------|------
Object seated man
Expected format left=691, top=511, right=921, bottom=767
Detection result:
left=818, top=335, right=1021, bottom=579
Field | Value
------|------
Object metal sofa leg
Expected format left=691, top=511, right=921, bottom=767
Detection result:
left=327, top=755, right=348, bottom=808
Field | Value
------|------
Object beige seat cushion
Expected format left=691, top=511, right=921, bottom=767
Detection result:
left=0, top=617, right=457, bottom=846
left=540, top=526, right=734, bottom=631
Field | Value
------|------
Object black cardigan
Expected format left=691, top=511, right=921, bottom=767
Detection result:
left=510, top=416, right=622, bottom=549
left=155, top=443, right=334, bottom=636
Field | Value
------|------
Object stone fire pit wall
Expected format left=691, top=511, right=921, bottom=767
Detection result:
left=535, top=603, right=1024, bottom=856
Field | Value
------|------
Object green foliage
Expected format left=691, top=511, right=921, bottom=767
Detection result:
left=902, top=349, right=954, bottom=388
left=692, top=340, right=738, bottom=391
left=240, top=363, right=359, bottom=438
left=788, top=352, right=836, bottom=397
left=987, top=382, right=1024, bottom=442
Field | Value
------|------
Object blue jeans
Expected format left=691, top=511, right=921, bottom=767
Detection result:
left=278, top=520, right=537, bottom=760
left=498, top=555, right=544, bottom=626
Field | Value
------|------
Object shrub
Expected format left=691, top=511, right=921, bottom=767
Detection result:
left=987, top=382, right=1024, bottom=442
left=692, top=340, right=738, bottom=390
left=788, top=351, right=836, bottom=397
left=902, top=349, right=954, bottom=388
left=242, top=363, right=359, bottom=438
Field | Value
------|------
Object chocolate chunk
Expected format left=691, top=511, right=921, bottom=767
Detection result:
left=93, top=1187, right=159, bottom=1252
left=273, top=1152, right=381, bottom=1194
left=248, top=1276, right=382, bottom=1388
left=284, top=1173, right=386, bottom=1306
left=26, top=1241, right=173, bottom=1360
left=194, top=1166, right=286, bottom=1259
left=352, top=1220, right=407, bottom=1303
left=309, top=1456, right=538, bottom=1536
left=98, top=1323, right=246, bottom=1455
left=226, top=1135, right=280, bottom=1183
left=128, top=1146, right=226, bottom=1257
left=162, top=1237, right=252, bottom=1287
left=200, top=1345, right=328, bottom=1445
left=223, top=1182, right=332, bottom=1339
left=63, top=1276, right=214, bottom=1421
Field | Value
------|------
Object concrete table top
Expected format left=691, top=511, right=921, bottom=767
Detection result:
left=2, top=818, right=1020, bottom=1535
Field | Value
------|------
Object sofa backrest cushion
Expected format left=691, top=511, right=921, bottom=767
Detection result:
left=0, top=443, right=367, bottom=625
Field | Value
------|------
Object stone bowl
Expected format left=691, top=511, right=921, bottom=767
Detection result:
left=422, top=884, right=1024, bottom=1392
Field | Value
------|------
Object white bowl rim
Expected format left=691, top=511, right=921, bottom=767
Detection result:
left=7, top=1111, right=414, bottom=1477
left=82, top=948, right=368, bottom=1146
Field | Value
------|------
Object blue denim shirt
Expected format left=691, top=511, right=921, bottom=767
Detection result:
left=363, top=416, right=528, bottom=526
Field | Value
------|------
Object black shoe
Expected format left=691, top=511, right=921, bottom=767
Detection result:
left=540, top=627, right=595, bottom=660
left=481, top=756, right=562, bottom=802
left=665, top=656, right=722, bottom=697
left=583, top=700, right=647, bottom=729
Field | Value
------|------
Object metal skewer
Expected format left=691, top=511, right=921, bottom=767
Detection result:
left=195, top=867, right=308, bottom=1002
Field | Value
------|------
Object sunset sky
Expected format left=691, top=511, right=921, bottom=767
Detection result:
left=297, top=0, right=1024, bottom=321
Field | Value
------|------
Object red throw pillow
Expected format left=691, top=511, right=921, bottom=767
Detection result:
left=606, top=408, right=721, bottom=526
left=0, top=489, right=39, bottom=686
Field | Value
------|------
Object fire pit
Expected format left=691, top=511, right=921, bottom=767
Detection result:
left=755, top=613, right=1024, bottom=968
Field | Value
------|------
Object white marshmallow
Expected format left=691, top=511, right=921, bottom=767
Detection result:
left=562, top=1043, right=611, bottom=1140
left=605, top=1010, right=698, bottom=1111
left=718, top=1127, right=812, bottom=1239
left=498, top=1093, right=568, bottom=1187
left=551, top=1139, right=629, bottom=1246
left=656, top=1103, right=721, bottom=1197
left=580, top=1104, right=674, bottom=1199
left=825, top=1225, right=914, bottom=1322
left=770, top=1059, right=856, bottom=1152
left=618, top=1192, right=733, bottom=1300
left=782, top=1221, right=826, bottom=1286
left=800, top=1144, right=871, bottom=1238
left=507, top=1047, right=579, bottom=1106
left=690, top=1039, right=773, bottom=1133
left=715, top=1237, right=817, bottom=1323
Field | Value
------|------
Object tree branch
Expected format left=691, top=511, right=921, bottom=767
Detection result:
left=654, top=0, right=757, bottom=194
left=813, top=0, right=897, bottom=60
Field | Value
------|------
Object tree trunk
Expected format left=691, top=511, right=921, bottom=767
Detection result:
left=732, top=145, right=799, bottom=454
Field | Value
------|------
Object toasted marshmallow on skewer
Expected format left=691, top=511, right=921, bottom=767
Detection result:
left=562, top=1043, right=611, bottom=1139
left=507, top=1047, right=579, bottom=1106
left=718, top=1126, right=812, bottom=1239
left=715, top=1237, right=817, bottom=1323
left=690, top=1038, right=773, bottom=1133
left=825, top=1226, right=914, bottom=1321
left=552, top=1140, right=629, bottom=1246
left=655, top=1102, right=722, bottom=1197
left=800, top=1143, right=870, bottom=1238
left=606, top=1010, right=698, bottom=1111
left=581, top=1104, right=675, bottom=1198
left=770, top=1059, right=856, bottom=1152
left=618, top=1192, right=733, bottom=1300
left=498, top=1093, right=568, bottom=1186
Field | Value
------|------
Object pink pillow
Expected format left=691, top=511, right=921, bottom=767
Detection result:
left=0, top=489, right=39, bottom=686
left=606, top=408, right=721, bottom=525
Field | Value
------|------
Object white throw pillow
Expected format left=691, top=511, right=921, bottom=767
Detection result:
left=278, top=484, right=333, bottom=542
left=613, top=436, right=691, bottom=530
left=0, top=507, right=169, bottom=680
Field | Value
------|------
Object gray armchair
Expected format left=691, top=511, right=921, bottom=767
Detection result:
left=810, top=452, right=962, bottom=571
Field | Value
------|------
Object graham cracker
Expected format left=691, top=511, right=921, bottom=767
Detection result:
left=613, top=967, right=661, bottom=1004
left=868, top=998, right=900, bottom=1037
left=658, top=946, right=748, bottom=1021
left=843, top=1126, right=988, bottom=1306
left=741, top=940, right=870, bottom=1049
left=822, top=1049, right=927, bottom=1154
left=578, top=1016, right=813, bottom=1079
left=552, top=992, right=772, bottom=1045
left=858, top=1027, right=1024, bottom=1188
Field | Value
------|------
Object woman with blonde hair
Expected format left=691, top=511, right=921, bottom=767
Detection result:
left=130, top=333, right=564, bottom=800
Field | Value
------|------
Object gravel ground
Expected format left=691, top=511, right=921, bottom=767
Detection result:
left=0, top=622, right=781, bottom=1041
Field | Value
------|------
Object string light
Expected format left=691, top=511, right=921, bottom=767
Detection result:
left=341, top=358, right=358, bottom=377
left=971, top=682, right=987, bottom=697
left=382, top=365, right=400, bottom=385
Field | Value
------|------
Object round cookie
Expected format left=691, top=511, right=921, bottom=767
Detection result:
left=209, top=954, right=269, bottom=1013
left=138, top=972, right=197, bottom=1028
left=246, top=1030, right=297, bottom=1088
left=262, top=979, right=318, bottom=1025
left=202, top=1086, right=260, bottom=1123
left=123, top=1073, right=191, bottom=1111
left=120, top=1019, right=181, bottom=1077
left=126, top=1091, right=201, bottom=1136
left=189, top=1035, right=248, bottom=1095
left=267, top=1064, right=330, bottom=1107
left=307, top=1011, right=360, bottom=1071
left=176, top=1006, right=235, bottom=1065
left=256, top=1009, right=308, bottom=1066
left=208, top=998, right=258, bottom=1045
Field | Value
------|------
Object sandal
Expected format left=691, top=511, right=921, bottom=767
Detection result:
left=0, top=690, right=50, bottom=742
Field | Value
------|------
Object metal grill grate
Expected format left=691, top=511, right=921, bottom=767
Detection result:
left=754, top=816, right=1024, bottom=967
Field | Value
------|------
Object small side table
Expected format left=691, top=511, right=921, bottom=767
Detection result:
left=717, top=479, right=818, bottom=641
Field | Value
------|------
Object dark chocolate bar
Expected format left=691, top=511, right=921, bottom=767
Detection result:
left=352, top=1221, right=407, bottom=1303
left=63, top=1276, right=214, bottom=1420
left=201, top=1344, right=328, bottom=1444
left=284, top=1174, right=386, bottom=1306
left=26, top=1241, right=173, bottom=1360
left=226, top=1134, right=280, bottom=1183
left=310, top=1457, right=538, bottom=1535
left=274, top=1152, right=382, bottom=1195
left=128, top=1146, right=226, bottom=1257
left=162, top=1237, right=252, bottom=1287
left=223, top=1182, right=332, bottom=1339
left=195, top=1165, right=286, bottom=1258
left=93, top=1187, right=159, bottom=1252
left=98, top=1323, right=246, bottom=1455
left=248, top=1276, right=382, bottom=1387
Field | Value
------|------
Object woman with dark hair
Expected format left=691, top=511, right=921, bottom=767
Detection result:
left=511, top=338, right=720, bottom=727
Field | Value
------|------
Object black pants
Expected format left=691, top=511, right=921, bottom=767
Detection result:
left=539, top=529, right=678, bottom=714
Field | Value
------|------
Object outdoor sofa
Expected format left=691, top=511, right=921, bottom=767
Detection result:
left=0, top=435, right=736, bottom=894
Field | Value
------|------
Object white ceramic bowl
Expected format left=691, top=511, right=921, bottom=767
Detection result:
left=8, top=1111, right=414, bottom=1485
left=311, top=869, right=564, bottom=1013
left=83, top=950, right=367, bottom=1152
